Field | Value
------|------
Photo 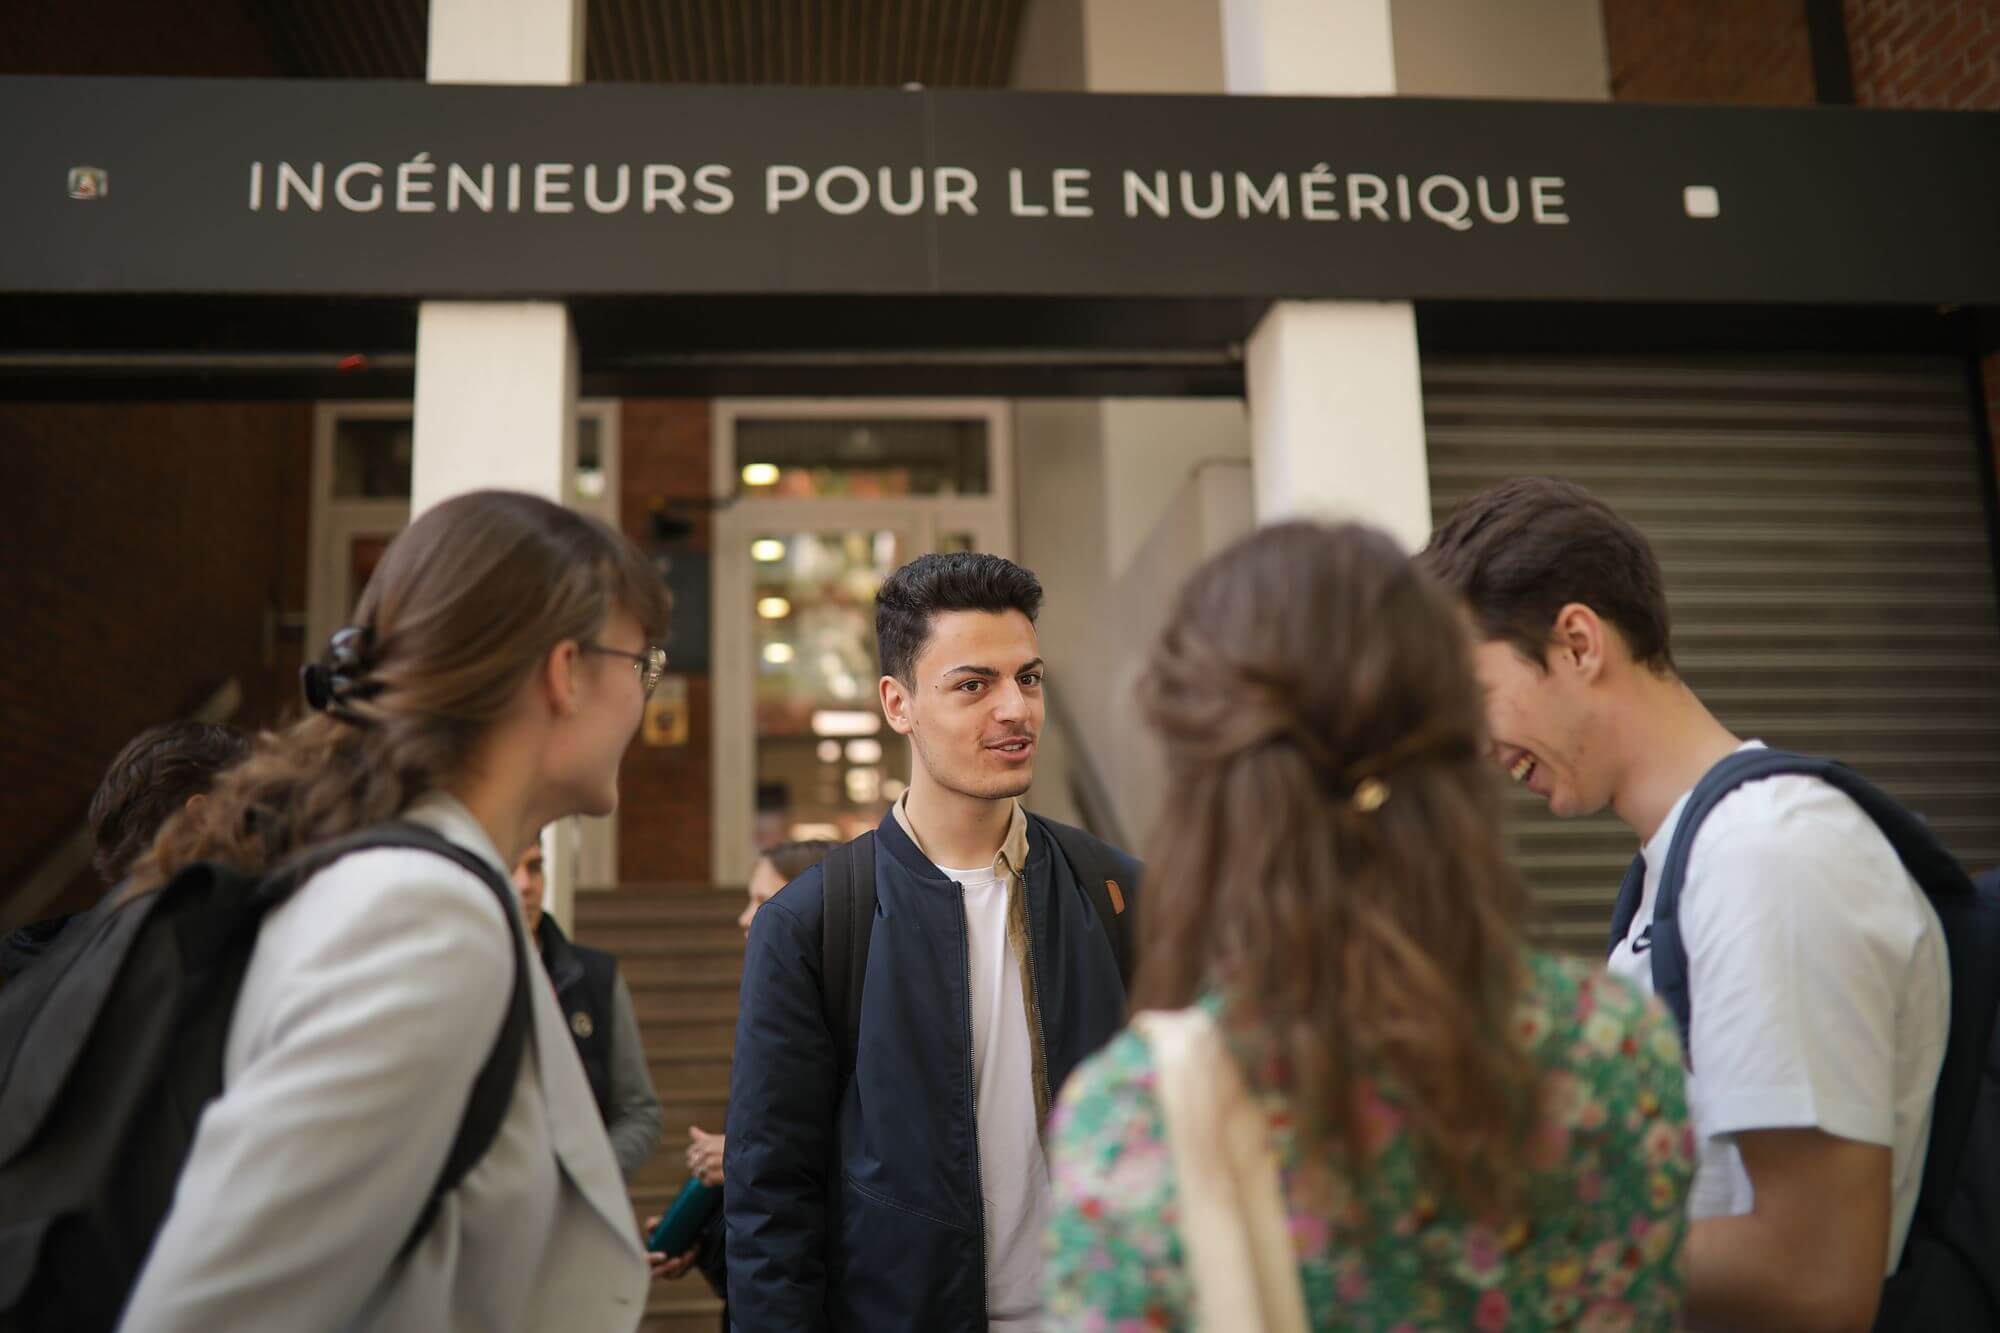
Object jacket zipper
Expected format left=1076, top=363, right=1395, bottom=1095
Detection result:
left=958, top=886, right=989, bottom=1327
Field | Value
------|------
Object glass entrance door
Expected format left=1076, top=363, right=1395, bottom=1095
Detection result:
left=736, top=512, right=1008, bottom=851
left=712, top=401, right=1015, bottom=882
left=748, top=525, right=913, bottom=847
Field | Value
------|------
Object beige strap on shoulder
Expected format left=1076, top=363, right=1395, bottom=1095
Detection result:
left=1132, top=1007, right=1310, bottom=1333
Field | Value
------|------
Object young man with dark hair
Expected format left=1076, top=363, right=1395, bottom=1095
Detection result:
left=1, top=720, right=249, bottom=983
left=1420, top=477, right=1950, bottom=1331
left=725, top=551, right=1140, bottom=1331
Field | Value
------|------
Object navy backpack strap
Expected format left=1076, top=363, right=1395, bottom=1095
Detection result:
left=268, top=822, right=533, bottom=1261
left=1035, top=816, right=1133, bottom=992
left=1607, top=855, right=1647, bottom=958
left=818, top=833, right=876, bottom=1090
left=1646, top=748, right=1841, bottom=1049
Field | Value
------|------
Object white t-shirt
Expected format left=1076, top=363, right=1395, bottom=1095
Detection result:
left=939, top=861, right=1051, bottom=1331
left=1607, top=743, right=1950, bottom=1270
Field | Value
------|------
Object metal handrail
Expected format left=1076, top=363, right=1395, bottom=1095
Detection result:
left=1042, top=681, right=1130, bottom=853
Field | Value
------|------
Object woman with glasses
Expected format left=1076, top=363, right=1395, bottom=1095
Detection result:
left=119, top=489, right=670, bottom=1333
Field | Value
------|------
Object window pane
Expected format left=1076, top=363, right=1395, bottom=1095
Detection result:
left=573, top=417, right=606, bottom=503
left=332, top=419, right=413, bottom=499
left=330, top=414, right=605, bottom=502
left=736, top=417, right=989, bottom=499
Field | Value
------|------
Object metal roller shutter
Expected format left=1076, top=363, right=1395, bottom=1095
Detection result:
left=1424, top=356, right=2000, bottom=953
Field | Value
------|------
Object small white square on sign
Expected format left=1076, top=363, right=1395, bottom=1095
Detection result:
left=1684, top=185, right=1721, bottom=219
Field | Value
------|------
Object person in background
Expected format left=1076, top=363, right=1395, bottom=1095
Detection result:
left=678, top=840, right=840, bottom=1203
left=513, top=837, right=662, bottom=1182
left=1044, top=521, right=1693, bottom=1330
left=0, top=720, right=248, bottom=985
left=651, top=839, right=838, bottom=1331
left=1419, top=478, right=1951, bottom=1331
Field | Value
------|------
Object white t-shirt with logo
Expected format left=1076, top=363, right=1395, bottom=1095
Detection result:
left=938, top=862, right=1050, bottom=1331
left=1606, top=742, right=1950, bottom=1271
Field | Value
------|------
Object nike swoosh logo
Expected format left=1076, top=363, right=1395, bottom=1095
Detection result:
left=1631, top=924, right=1653, bottom=956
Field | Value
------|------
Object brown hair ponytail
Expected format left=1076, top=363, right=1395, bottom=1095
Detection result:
left=130, top=490, right=670, bottom=892
left=1133, top=521, right=1537, bottom=1220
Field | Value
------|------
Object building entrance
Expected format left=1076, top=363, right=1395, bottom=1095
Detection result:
left=710, top=400, right=1014, bottom=883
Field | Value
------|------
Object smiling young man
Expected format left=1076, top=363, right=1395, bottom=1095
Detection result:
left=1420, top=478, right=1950, bottom=1332
left=724, top=552, right=1139, bottom=1332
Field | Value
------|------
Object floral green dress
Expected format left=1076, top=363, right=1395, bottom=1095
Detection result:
left=1044, top=952, right=1694, bottom=1331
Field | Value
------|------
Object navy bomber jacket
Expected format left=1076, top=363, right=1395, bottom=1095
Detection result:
left=723, top=806, right=1139, bottom=1332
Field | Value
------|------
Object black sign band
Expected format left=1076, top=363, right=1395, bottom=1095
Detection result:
left=4, top=77, right=1996, bottom=304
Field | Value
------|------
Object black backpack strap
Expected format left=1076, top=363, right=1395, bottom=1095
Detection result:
left=1036, top=817, right=1133, bottom=992
left=818, top=833, right=876, bottom=1092
left=264, top=822, right=532, bottom=1262
left=1606, top=854, right=1647, bottom=958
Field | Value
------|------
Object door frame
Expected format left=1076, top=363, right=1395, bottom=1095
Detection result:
left=710, top=398, right=1015, bottom=883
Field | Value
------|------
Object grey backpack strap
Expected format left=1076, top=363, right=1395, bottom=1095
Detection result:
left=818, top=833, right=876, bottom=1090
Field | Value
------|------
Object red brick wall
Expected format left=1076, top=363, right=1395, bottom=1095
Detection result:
left=1601, top=0, right=1816, bottom=105
left=616, top=400, right=716, bottom=884
left=1842, top=0, right=2000, bottom=490
left=1846, top=0, right=1999, bottom=108
left=0, top=0, right=280, bottom=77
left=0, top=402, right=311, bottom=917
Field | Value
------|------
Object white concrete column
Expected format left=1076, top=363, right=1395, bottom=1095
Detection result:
left=1222, top=0, right=1395, bottom=96
left=428, top=0, right=584, bottom=85
left=411, top=302, right=580, bottom=514
left=420, top=0, right=586, bottom=932
left=1244, top=302, right=1430, bottom=551
left=1223, top=0, right=1431, bottom=551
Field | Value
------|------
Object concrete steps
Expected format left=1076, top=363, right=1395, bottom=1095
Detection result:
left=575, top=881, right=746, bottom=1331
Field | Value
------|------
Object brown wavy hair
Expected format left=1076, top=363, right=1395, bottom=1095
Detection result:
left=130, top=490, right=670, bottom=892
left=763, top=839, right=839, bottom=883
left=1133, top=521, right=1536, bottom=1219
left=90, top=721, right=249, bottom=883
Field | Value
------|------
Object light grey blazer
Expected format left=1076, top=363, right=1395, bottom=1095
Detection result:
left=120, top=795, right=649, bottom=1333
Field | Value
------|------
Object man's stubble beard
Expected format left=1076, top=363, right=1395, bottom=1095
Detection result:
left=909, top=724, right=1034, bottom=804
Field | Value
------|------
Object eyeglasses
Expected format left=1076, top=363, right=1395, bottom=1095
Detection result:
left=581, top=642, right=668, bottom=699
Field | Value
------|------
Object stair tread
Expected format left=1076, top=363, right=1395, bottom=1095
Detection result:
left=634, top=1004, right=739, bottom=1022
left=577, top=906, right=745, bottom=924
left=574, top=881, right=749, bottom=1308
left=584, top=938, right=741, bottom=955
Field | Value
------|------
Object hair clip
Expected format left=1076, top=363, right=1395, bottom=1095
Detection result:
left=1350, top=777, right=1390, bottom=814
left=302, top=625, right=381, bottom=724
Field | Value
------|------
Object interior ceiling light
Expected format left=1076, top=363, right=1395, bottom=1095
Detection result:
left=750, top=538, right=787, bottom=562
left=811, top=709, right=882, bottom=738
left=756, top=596, right=792, bottom=619
left=741, top=462, right=780, bottom=486
left=762, top=642, right=795, bottom=665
